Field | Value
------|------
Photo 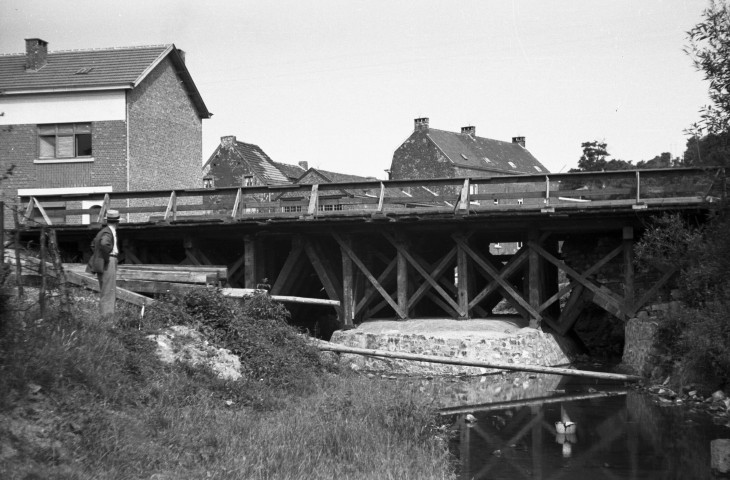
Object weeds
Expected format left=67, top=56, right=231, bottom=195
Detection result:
left=0, top=287, right=454, bottom=480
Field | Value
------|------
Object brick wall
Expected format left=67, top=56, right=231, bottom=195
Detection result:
left=390, top=131, right=454, bottom=181
left=127, top=57, right=203, bottom=220
left=0, top=121, right=126, bottom=228
left=128, top=57, right=202, bottom=191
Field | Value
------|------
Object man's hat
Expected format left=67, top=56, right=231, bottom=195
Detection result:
left=106, top=210, right=120, bottom=223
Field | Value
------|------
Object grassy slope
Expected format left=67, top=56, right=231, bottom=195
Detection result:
left=0, top=289, right=455, bottom=480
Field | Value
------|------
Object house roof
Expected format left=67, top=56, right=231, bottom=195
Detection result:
left=205, top=139, right=291, bottom=186
left=272, top=161, right=306, bottom=181
left=0, top=44, right=211, bottom=118
left=426, top=129, right=548, bottom=174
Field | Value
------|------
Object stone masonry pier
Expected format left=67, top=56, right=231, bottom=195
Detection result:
left=330, top=318, right=571, bottom=376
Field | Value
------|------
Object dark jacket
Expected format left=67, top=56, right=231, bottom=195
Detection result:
left=86, top=226, right=115, bottom=274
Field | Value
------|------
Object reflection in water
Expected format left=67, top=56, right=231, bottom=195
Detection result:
left=437, top=374, right=730, bottom=479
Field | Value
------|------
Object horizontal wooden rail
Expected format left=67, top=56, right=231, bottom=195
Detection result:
left=221, top=288, right=341, bottom=306
left=15, top=167, right=722, bottom=227
left=316, top=341, right=641, bottom=381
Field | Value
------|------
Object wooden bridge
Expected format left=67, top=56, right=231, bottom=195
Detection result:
left=11, top=167, right=725, bottom=337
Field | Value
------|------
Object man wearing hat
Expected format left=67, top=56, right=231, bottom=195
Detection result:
left=86, top=210, right=120, bottom=318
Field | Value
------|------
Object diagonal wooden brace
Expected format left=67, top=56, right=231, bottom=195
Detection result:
left=383, top=232, right=465, bottom=317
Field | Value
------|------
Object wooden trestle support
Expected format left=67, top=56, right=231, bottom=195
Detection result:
left=226, top=224, right=678, bottom=338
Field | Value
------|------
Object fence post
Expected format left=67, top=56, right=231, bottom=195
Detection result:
left=48, top=229, right=70, bottom=319
left=39, top=227, right=47, bottom=319
left=0, top=201, right=4, bottom=281
left=12, top=206, right=24, bottom=297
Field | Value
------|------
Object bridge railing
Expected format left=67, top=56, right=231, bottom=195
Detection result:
left=15, top=167, right=724, bottom=227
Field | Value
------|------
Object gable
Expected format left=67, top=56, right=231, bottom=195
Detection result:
left=0, top=44, right=210, bottom=118
left=426, top=129, right=548, bottom=174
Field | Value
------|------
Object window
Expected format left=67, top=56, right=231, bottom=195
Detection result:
left=243, top=175, right=254, bottom=187
left=203, top=176, right=214, bottom=189
left=38, top=123, right=92, bottom=159
left=319, top=204, right=343, bottom=211
left=283, top=205, right=302, bottom=213
left=508, top=161, right=517, bottom=169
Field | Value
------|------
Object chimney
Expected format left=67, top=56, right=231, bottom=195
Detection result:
left=177, top=49, right=186, bottom=64
left=414, top=117, right=429, bottom=132
left=25, top=38, right=48, bottom=71
left=298, top=161, right=309, bottom=170
left=221, top=135, right=236, bottom=147
left=512, top=136, right=526, bottom=148
left=461, top=126, right=475, bottom=136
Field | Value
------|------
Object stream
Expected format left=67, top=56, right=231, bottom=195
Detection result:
left=414, top=370, right=730, bottom=479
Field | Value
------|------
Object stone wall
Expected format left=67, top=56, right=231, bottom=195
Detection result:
left=330, top=326, right=570, bottom=376
left=621, top=301, right=681, bottom=376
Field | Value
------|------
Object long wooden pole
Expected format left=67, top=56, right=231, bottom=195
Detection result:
left=317, top=342, right=641, bottom=382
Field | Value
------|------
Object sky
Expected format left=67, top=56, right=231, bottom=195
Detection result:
left=0, top=0, right=713, bottom=179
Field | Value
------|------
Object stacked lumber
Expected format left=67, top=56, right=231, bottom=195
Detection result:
left=4, top=250, right=155, bottom=308
left=62, top=263, right=228, bottom=296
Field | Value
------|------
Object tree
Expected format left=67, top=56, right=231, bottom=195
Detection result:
left=571, top=141, right=635, bottom=172
left=686, top=0, right=730, bottom=135
left=683, top=131, right=730, bottom=167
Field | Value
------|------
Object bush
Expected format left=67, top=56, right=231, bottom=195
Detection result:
left=145, top=288, right=331, bottom=394
left=637, top=211, right=730, bottom=388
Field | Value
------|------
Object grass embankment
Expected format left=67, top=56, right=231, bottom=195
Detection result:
left=0, top=288, right=454, bottom=480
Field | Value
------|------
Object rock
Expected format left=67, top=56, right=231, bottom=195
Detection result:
left=147, top=326, right=242, bottom=381
left=713, top=390, right=727, bottom=402
left=465, top=414, right=477, bottom=424
left=712, top=439, right=730, bottom=474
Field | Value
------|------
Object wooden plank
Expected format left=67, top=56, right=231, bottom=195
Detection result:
left=536, top=244, right=623, bottom=314
left=529, top=241, right=625, bottom=316
left=341, top=235, right=355, bottom=325
left=458, top=178, right=470, bottom=212
left=270, top=239, right=306, bottom=295
left=163, top=191, right=177, bottom=221
left=304, top=239, right=342, bottom=303
left=454, top=237, right=540, bottom=320
left=307, top=184, right=319, bottom=216
left=33, top=198, right=53, bottom=225
left=469, top=247, right=529, bottom=309
left=528, top=230, right=541, bottom=328
left=407, top=247, right=457, bottom=310
left=315, top=342, right=641, bottom=381
left=383, top=232, right=465, bottom=317
left=456, top=236, right=469, bottom=319
left=117, top=264, right=227, bottom=277
left=623, top=226, right=635, bottom=310
left=117, top=279, right=201, bottom=295
left=97, top=193, right=110, bottom=223
left=221, top=289, right=340, bottom=306
left=115, top=269, right=216, bottom=284
left=332, top=232, right=406, bottom=319
left=377, top=182, right=385, bottom=212
left=556, top=285, right=588, bottom=335
left=397, top=238, right=409, bottom=317
left=65, top=270, right=155, bottom=308
left=231, top=188, right=243, bottom=219
left=243, top=235, right=257, bottom=288
left=355, top=257, right=397, bottom=316
left=628, top=267, right=678, bottom=316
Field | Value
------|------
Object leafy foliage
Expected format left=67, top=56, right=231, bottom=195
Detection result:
left=571, top=140, right=682, bottom=172
left=686, top=0, right=730, bottom=136
left=636, top=212, right=730, bottom=387
left=146, top=288, right=329, bottom=393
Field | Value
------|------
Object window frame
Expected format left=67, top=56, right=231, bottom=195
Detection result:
left=37, top=123, right=93, bottom=161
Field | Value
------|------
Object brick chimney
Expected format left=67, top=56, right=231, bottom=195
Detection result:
left=25, top=38, right=48, bottom=71
left=512, top=136, right=526, bottom=148
left=461, top=126, right=475, bottom=136
left=298, top=161, right=309, bottom=170
left=414, top=117, right=429, bottom=132
left=221, top=135, right=236, bottom=148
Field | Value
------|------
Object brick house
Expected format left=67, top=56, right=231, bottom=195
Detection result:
left=203, top=135, right=375, bottom=212
left=390, top=117, right=548, bottom=180
left=390, top=117, right=550, bottom=254
left=0, top=38, right=211, bottom=225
